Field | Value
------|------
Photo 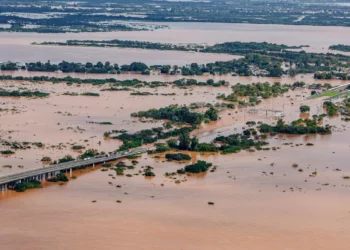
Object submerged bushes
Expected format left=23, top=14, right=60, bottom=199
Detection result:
left=259, top=119, right=331, bottom=134
left=14, top=180, right=42, bottom=192
left=165, top=153, right=192, bottom=161
left=47, top=173, right=69, bottom=182
left=178, top=160, right=213, bottom=174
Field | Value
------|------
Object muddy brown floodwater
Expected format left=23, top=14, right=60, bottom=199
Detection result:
left=0, top=78, right=350, bottom=250
left=0, top=22, right=350, bottom=64
left=1, top=20, right=350, bottom=249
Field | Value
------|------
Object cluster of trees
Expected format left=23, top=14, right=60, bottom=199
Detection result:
left=217, top=82, right=289, bottom=106
left=173, top=78, right=228, bottom=87
left=165, top=132, right=214, bottom=152
left=259, top=119, right=331, bottom=135
left=314, top=72, right=348, bottom=80
left=165, top=128, right=267, bottom=154
left=202, top=42, right=305, bottom=54
left=131, top=105, right=218, bottom=126
left=231, top=82, right=289, bottom=98
left=57, top=155, right=75, bottom=164
left=214, top=133, right=268, bottom=154
left=144, top=166, right=155, bottom=177
left=0, top=75, right=119, bottom=85
left=0, top=75, right=232, bottom=94
left=308, top=83, right=332, bottom=90
left=110, top=126, right=195, bottom=151
left=323, top=101, right=338, bottom=116
left=80, top=92, right=100, bottom=97
left=0, top=90, right=49, bottom=98
left=147, top=143, right=172, bottom=154
left=3, top=45, right=349, bottom=78
left=14, top=180, right=42, bottom=192
left=300, top=105, right=310, bottom=113
left=165, top=153, right=192, bottom=161
left=342, top=98, right=350, bottom=116
left=113, top=161, right=134, bottom=176
left=112, top=116, right=268, bottom=154
left=0, top=62, right=19, bottom=70
left=37, top=40, right=303, bottom=55
left=177, top=161, right=213, bottom=174
left=79, top=149, right=100, bottom=159
left=173, top=50, right=349, bottom=78
left=23, top=61, right=149, bottom=74
left=47, top=173, right=69, bottom=182
left=30, top=41, right=301, bottom=77
left=314, top=72, right=334, bottom=80
left=39, top=39, right=198, bottom=51
left=329, top=44, right=350, bottom=52
left=1, top=150, right=15, bottom=155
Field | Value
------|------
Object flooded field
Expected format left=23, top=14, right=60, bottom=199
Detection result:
left=0, top=79, right=346, bottom=174
left=0, top=106, right=350, bottom=250
left=0, top=22, right=350, bottom=64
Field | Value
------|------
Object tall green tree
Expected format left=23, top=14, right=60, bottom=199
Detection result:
left=179, top=131, right=191, bottom=150
left=205, top=106, right=218, bottom=121
left=300, top=105, right=310, bottom=113
left=190, top=136, right=199, bottom=151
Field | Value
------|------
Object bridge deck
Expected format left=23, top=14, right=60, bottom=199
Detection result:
left=248, top=108, right=283, bottom=113
left=0, top=148, right=147, bottom=186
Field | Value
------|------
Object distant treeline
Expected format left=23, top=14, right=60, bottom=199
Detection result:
left=0, top=90, right=49, bottom=97
left=35, top=40, right=305, bottom=54
left=0, top=75, right=228, bottom=88
left=2, top=0, right=350, bottom=29
left=1, top=42, right=350, bottom=78
left=329, top=44, right=350, bottom=52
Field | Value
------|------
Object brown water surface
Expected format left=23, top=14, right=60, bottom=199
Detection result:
left=0, top=67, right=350, bottom=249
left=1, top=22, right=350, bottom=64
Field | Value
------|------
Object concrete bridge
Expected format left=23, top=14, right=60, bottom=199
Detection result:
left=0, top=148, right=147, bottom=191
left=248, top=108, right=283, bottom=113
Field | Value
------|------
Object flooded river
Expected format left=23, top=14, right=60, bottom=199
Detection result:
left=0, top=22, right=350, bottom=65
left=0, top=113, right=350, bottom=250
left=0, top=79, right=349, bottom=250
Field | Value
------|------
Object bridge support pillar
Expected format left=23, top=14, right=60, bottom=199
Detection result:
left=42, top=174, right=45, bottom=180
left=93, top=163, right=95, bottom=169
left=1, top=184, right=7, bottom=192
left=70, top=168, right=72, bottom=177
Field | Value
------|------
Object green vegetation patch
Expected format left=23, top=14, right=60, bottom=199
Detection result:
left=182, top=160, right=213, bottom=174
left=259, top=119, right=331, bottom=135
left=47, top=173, right=69, bottom=182
left=0, top=90, right=49, bottom=98
left=14, top=180, right=42, bottom=192
left=165, top=153, right=192, bottom=161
